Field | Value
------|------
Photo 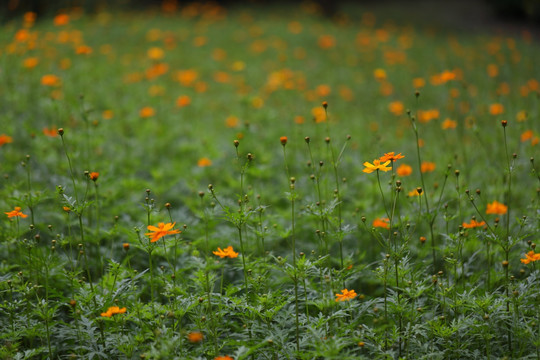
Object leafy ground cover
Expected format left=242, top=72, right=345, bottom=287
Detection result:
left=0, top=2, right=539, bottom=359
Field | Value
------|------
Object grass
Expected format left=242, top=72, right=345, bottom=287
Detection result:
left=0, top=2, right=539, bottom=359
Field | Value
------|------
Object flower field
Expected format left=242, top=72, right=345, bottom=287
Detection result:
left=0, top=2, right=539, bottom=359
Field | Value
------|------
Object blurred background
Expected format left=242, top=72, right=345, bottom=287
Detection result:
left=3, top=0, right=540, bottom=25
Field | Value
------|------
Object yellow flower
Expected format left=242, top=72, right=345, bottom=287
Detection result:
left=213, top=246, right=239, bottom=259
left=363, top=159, right=391, bottom=173
left=335, top=288, right=357, bottom=302
left=145, top=222, right=181, bottom=243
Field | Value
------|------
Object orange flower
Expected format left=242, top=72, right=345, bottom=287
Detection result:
left=145, top=222, right=181, bottom=243
left=462, top=219, right=486, bottom=229
left=188, top=331, right=204, bottom=343
left=176, top=95, right=191, bottom=108
left=213, top=246, right=239, bottom=259
left=214, top=356, right=234, bottom=360
left=147, top=47, right=165, bottom=60
left=486, top=201, right=507, bottom=215
left=489, top=103, right=504, bottom=115
left=89, top=172, right=99, bottom=181
left=53, top=14, right=69, bottom=26
left=76, top=45, right=93, bottom=55
left=372, top=217, right=389, bottom=229
left=420, top=162, right=436, bottom=173
left=412, top=77, right=425, bottom=88
left=23, top=57, right=39, bottom=68
left=0, top=134, right=13, bottom=146
left=63, top=206, right=71, bottom=212
left=42, top=127, right=58, bottom=137
left=100, top=306, right=127, bottom=317
left=335, top=288, right=357, bottom=302
left=379, top=152, right=404, bottom=162
left=373, top=68, right=386, bottom=81
left=408, top=189, right=422, bottom=197
left=396, top=164, right=412, bottom=177
left=41, top=74, right=61, bottom=87
left=197, top=157, right=212, bottom=167
left=363, top=159, right=391, bottom=173
left=5, top=206, right=28, bottom=218
left=520, top=250, right=540, bottom=264
left=521, top=130, right=534, bottom=142
left=225, top=116, right=239, bottom=128
left=318, top=35, right=335, bottom=49
left=441, top=118, right=457, bottom=130
left=102, top=110, right=114, bottom=120
left=417, top=109, right=440, bottom=123
left=280, top=136, right=287, bottom=145
left=388, top=101, right=404, bottom=116
left=139, top=107, right=155, bottom=118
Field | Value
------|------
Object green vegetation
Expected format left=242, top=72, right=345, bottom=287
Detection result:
left=0, top=2, right=539, bottom=359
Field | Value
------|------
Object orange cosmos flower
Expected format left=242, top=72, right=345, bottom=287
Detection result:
left=53, top=14, right=69, bottom=26
left=42, top=127, right=58, bottom=137
left=421, top=162, right=436, bottom=173
left=462, top=219, right=486, bottom=229
left=379, top=152, right=404, bottom=162
left=100, top=306, right=127, bottom=317
left=280, top=136, right=287, bottom=145
left=147, top=47, right=165, bottom=60
left=373, top=68, right=387, bottom=81
left=388, top=101, right=404, bottom=116
left=188, top=331, right=204, bottom=343
left=417, top=109, right=440, bottom=123
left=335, top=288, right=357, bottom=302
left=0, top=134, right=13, bottom=146
left=197, top=157, right=212, bottom=167
left=413, top=77, right=425, bottom=88
left=214, top=356, right=234, bottom=360
left=441, top=118, right=457, bottom=130
left=23, top=57, right=39, bottom=68
left=76, top=45, right=93, bottom=55
left=89, top=172, right=99, bottom=181
left=102, top=110, right=114, bottom=120
left=372, top=217, right=390, bottom=229
left=521, top=130, right=534, bottom=142
left=225, top=116, right=239, bottom=128
left=318, top=35, right=335, bottom=49
left=41, top=74, right=61, bottom=86
left=213, top=246, right=239, bottom=259
left=5, top=207, right=28, bottom=218
left=363, top=159, right=391, bottom=173
left=145, top=222, right=181, bottom=243
left=139, top=107, right=155, bottom=118
left=486, top=201, right=507, bottom=215
left=489, top=103, right=504, bottom=115
left=520, top=251, right=540, bottom=264
left=396, top=164, right=412, bottom=177
left=176, top=95, right=191, bottom=107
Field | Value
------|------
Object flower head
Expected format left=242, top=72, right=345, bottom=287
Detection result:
left=188, top=331, right=204, bottom=343
left=213, top=246, right=239, bottom=258
left=197, top=157, right=212, bottom=167
left=214, top=356, right=234, bottom=360
left=280, top=136, right=288, bottom=146
left=421, top=161, right=436, bottom=173
left=363, top=159, right=391, bottom=173
left=379, top=152, right=404, bottom=162
left=396, top=164, right=412, bottom=177
left=145, top=222, right=181, bottom=243
left=335, top=288, right=357, bottom=302
left=5, top=207, right=28, bottom=218
left=100, top=306, right=126, bottom=317
left=486, top=201, right=507, bottom=215
left=89, top=172, right=99, bottom=181
left=462, top=219, right=486, bottom=229
left=372, top=217, right=390, bottom=229
left=0, top=134, right=13, bottom=147
left=520, top=251, right=540, bottom=264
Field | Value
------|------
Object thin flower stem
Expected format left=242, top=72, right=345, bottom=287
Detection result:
left=60, top=133, right=79, bottom=205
